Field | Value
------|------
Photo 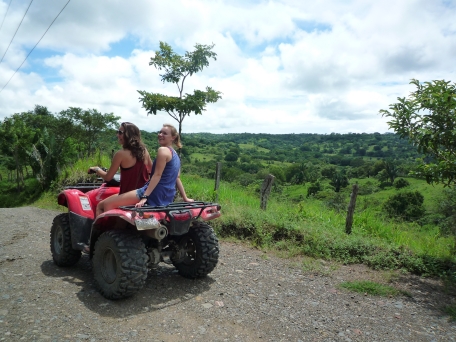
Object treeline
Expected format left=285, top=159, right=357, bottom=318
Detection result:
left=0, top=105, right=424, bottom=198
left=0, top=105, right=119, bottom=190
left=178, top=131, right=423, bottom=195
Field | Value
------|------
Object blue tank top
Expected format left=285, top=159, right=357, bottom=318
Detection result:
left=140, top=147, right=180, bottom=207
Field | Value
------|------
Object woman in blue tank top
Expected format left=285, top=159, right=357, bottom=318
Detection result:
left=97, top=124, right=193, bottom=216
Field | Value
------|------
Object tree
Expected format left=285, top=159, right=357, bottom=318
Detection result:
left=138, top=42, right=222, bottom=144
left=0, top=114, right=34, bottom=189
left=58, top=108, right=119, bottom=157
left=381, top=79, right=456, bottom=186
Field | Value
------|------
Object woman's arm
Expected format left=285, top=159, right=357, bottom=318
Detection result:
left=135, top=147, right=170, bottom=207
left=176, top=172, right=193, bottom=202
left=144, top=150, right=153, bottom=175
left=90, top=150, right=123, bottom=180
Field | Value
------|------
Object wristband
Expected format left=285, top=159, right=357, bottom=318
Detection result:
left=141, top=195, right=148, bottom=199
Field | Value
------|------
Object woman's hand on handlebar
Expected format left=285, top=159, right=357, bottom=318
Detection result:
left=88, top=166, right=99, bottom=174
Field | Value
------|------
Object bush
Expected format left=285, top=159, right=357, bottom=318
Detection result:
left=382, top=191, right=425, bottom=221
left=306, top=181, right=322, bottom=197
left=323, top=192, right=348, bottom=213
left=358, top=180, right=379, bottom=195
left=394, top=178, right=410, bottom=189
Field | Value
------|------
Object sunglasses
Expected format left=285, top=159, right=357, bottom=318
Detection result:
left=116, top=130, right=124, bottom=135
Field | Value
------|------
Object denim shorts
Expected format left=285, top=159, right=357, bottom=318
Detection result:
left=136, top=187, right=146, bottom=199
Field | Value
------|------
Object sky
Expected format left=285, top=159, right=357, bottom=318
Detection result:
left=0, top=0, right=455, bottom=135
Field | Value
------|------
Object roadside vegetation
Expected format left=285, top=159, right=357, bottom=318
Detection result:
left=2, top=79, right=456, bottom=290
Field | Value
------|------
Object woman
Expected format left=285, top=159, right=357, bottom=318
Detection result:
left=96, top=123, right=193, bottom=216
left=90, top=122, right=152, bottom=215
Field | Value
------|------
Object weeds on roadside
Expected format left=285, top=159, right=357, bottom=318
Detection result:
left=444, top=305, right=456, bottom=321
left=338, top=280, right=401, bottom=297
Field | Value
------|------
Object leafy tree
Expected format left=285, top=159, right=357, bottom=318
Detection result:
left=224, top=152, right=238, bottom=162
left=376, top=159, right=399, bottom=184
left=381, top=79, right=456, bottom=186
left=138, top=41, right=222, bottom=142
left=329, top=169, right=349, bottom=192
left=0, top=115, right=32, bottom=189
left=382, top=191, right=425, bottom=221
left=437, top=187, right=456, bottom=237
left=58, top=107, right=119, bottom=157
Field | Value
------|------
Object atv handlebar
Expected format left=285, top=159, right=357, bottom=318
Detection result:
left=87, top=167, right=108, bottom=174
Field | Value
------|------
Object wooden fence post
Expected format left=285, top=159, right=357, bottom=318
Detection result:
left=345, top=184, right=359, bottom=235
left=214, top=162, right=222, bottom=202
left=260, top=174, right=275, bottom=210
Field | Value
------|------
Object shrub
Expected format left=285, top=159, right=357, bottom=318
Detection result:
left=306, top=181, right=322, bottom=197
left=382, top=191, right=425, bottom=221
left=394, top=178, right=410, bottom=189
left=358, top=180, right=379, bottom=195
left=324, top=192, right=348, bottom=213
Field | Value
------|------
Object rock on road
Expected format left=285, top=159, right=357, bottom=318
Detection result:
left=0, top=207, right=455, bottom=341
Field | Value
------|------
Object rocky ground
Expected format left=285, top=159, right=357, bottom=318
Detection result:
left=1, top=206, right=456, bottom=342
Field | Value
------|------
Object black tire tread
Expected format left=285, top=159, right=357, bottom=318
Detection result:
left=50, top=213, right=82, bottom=267
left=93, top=231, right=148, bottom=299
left=175, top=221, right=219, bottom=279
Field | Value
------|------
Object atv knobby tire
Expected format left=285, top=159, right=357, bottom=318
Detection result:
left=93, top=231, right=148, bottom=299
left=173, top=222, right=219, bottom=278
left=50, top=213, right=82, bottom=267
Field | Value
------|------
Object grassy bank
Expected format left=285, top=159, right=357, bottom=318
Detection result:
left=20, top=159, right=456, bottom=279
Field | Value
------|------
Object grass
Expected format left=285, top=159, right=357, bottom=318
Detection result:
left=338, top=280, right=403, bottom=297
left=444, top=305, right=456, bottom=321
left=7, top=159, right=456, bottom=279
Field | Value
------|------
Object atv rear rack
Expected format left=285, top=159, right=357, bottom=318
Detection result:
left=120, top=201, right=221, bottom=220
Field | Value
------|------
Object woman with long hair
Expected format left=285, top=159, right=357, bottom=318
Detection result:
left=90, top=122, right=152, bottom=214
left=94, top=123, right=192, bottom=217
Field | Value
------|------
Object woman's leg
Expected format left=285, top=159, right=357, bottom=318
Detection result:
left=96, top=190, right=139, bottom=217
left=95, top=195, right=116, bottom=217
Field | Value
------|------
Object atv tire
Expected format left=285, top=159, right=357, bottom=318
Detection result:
left=93, top=231, right=148, bottom=299
left=50, top=213, right=82, bottom=267
left=173, top=222, right=219, bottom=278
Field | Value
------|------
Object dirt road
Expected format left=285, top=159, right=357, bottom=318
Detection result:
left=1, top=207, right=455, bottom=341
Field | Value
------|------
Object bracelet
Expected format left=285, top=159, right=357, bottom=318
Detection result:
left=141, top=195, right=148, bottom=199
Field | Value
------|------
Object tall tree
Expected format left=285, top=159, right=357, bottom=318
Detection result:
left=381, top=79, right=456, bottom=186
left=138, top=42, right=222, bottom=144
left=0, top=114, right=35, bottom=189
left=58, top=108, right=119, bottom=157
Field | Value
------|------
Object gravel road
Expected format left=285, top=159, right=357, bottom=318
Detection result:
left=1, top=206, right=456, bottom=342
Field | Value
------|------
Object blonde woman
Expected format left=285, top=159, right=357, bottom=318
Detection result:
left=95, top=123, right=192, bottom=217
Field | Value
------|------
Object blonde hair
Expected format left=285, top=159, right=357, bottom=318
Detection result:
left=163, top=123, right=182, bottom=149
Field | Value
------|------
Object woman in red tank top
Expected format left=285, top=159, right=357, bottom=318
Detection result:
left=89, top=122, right=152, bottom=212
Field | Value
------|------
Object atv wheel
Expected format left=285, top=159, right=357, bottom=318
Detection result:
left=173, top=222, right=219, bottom=278
left=93, top=231, right=148, bottom=299
left=50, top=213, right=82, bottom=266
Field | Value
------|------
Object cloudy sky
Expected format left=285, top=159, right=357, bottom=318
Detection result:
left=0, top=0, right=455, bottom=135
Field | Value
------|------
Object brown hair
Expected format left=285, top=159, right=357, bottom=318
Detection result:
left=120, top=122, right=147, bottom=161
left=163, top=123, right=182, bottom=149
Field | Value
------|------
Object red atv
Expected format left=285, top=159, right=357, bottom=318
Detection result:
left=50, top=170, right=221, bottom=299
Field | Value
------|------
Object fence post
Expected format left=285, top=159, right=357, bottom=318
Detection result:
left=260, top=174, right=275, bottom=210
left=214, top=162, right=222, bottom=202
left=345, top=184, right=359, bottom=235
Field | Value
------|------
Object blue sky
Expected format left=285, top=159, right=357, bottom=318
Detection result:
left=0, top=0, right=455, bottom=134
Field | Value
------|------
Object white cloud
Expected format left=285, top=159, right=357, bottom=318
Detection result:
left=0, top=0, right=455, bottom=134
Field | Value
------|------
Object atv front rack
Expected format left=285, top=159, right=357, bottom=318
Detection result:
left=120, top=201, right=221, bottom=220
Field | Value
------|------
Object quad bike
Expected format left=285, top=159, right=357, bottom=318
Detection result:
left=50, top=169, right=221, bottom=299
